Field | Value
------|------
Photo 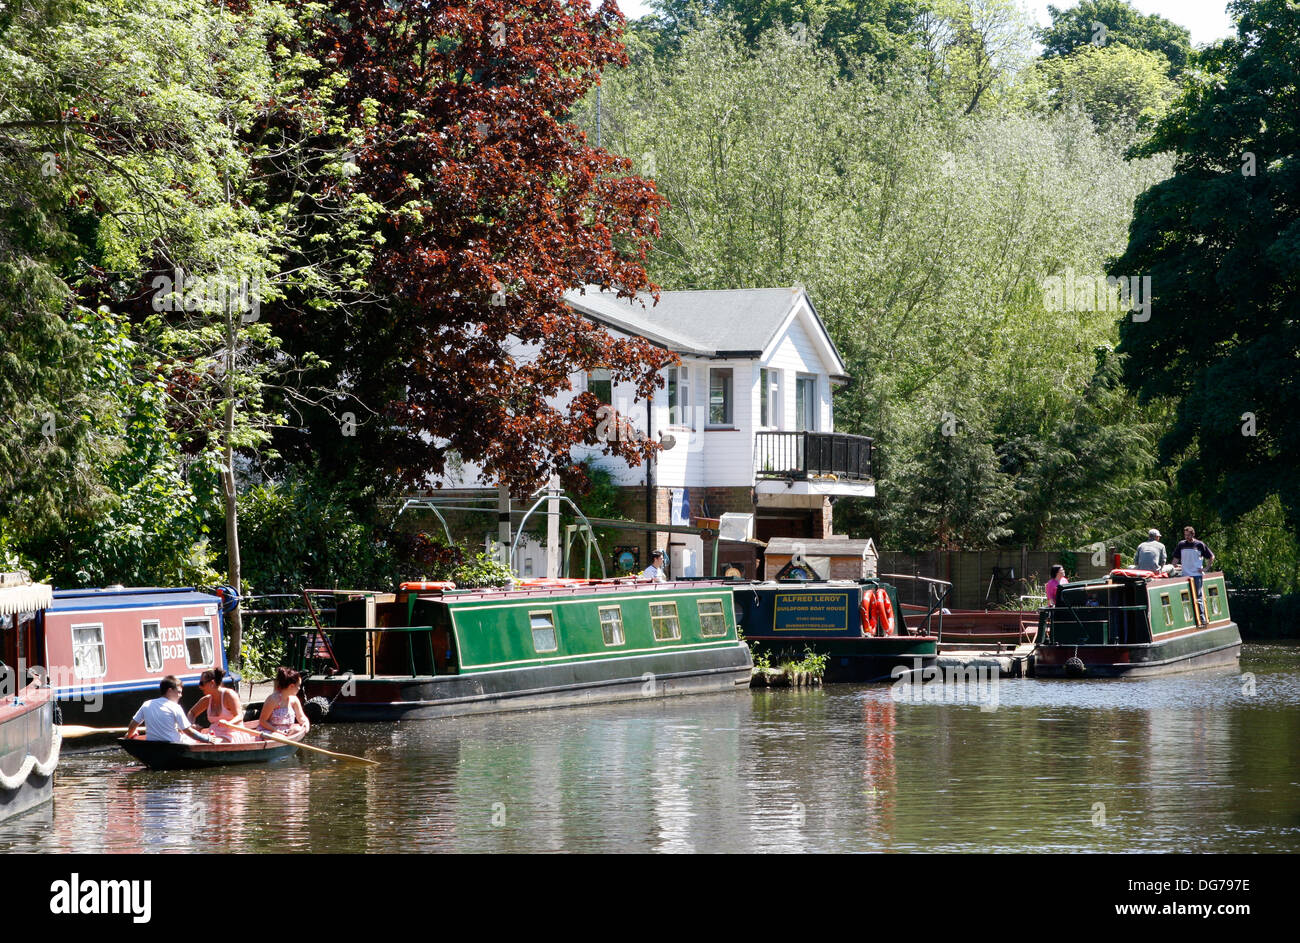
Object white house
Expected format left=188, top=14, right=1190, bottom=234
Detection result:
left=436, top=284, right=875, bottom=577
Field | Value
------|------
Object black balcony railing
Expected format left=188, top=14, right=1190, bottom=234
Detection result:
left=755, top=431, right=873, bottom=481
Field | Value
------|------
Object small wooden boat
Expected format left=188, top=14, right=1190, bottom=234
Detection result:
left=117, top=727, right=304, bottom=771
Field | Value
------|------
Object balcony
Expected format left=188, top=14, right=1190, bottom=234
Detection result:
left=755, top=431, right=874, bottom=482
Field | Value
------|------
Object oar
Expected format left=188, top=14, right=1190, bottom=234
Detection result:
left=59, top=725, right=129, bottom=739
left=217, top=720, right=378, bottom=766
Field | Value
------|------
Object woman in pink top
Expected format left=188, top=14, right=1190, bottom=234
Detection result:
left=1045, top=564, right=1068, bottom=607
left=256, top=667, right=310, bottom=737
left=189, top=668, right=251, bottom=742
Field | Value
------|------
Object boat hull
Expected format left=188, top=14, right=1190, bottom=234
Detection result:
left=0, top=684, right=57, bottom=824
left=117, top=733, right=301, bottom=770
left=1034, top=622, right=1242, bottom=678
left=307, top=645, right=753, bottom=722
left=752, top=636, right=939, bottom=683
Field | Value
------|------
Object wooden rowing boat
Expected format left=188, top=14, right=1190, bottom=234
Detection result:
left=117, top=727, right=304, bottom=770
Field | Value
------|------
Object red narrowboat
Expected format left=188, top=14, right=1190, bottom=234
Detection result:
left=38, top=587, right=234, bottom=738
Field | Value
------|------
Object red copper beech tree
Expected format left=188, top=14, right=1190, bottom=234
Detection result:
left=290, top=0, right=672, bottom=492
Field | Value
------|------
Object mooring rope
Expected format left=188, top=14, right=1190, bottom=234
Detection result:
left=0, top=725, right=62, bottom=790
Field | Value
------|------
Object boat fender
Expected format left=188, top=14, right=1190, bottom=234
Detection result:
left=1065, top=656, right=1086, bottom=678
left=871, top=589, right=896, bottom=637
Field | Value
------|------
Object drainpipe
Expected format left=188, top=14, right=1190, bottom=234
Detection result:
left=646, top=393, right=654, bottom=564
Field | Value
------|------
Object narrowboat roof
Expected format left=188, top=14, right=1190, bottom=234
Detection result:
left=49, top=586, right=221, bottom=612
left=425, top=579, right=734, bottom=606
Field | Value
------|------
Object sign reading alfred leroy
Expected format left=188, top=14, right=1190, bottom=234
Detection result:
left=773, top=592, right=851, bottom=632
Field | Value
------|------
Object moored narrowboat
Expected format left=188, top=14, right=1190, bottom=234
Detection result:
left=294, top=579, right=752, bottom=721
left=732, top=578, right=940, bottom=682
left=1034, top=569, right=1241, bottom=678
left=1, top=573, right=59, bottom=824
left=39, top=587, right=235, bottom=741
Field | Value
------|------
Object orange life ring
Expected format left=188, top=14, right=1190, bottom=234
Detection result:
left=871, top=588, right=896, bottom=637
left=860, top=591, right=878, bottom=637
left=399, top=581, right=456, bottom=592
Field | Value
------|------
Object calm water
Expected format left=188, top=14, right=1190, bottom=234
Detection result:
left=4, top=643, right=1299, bottom=853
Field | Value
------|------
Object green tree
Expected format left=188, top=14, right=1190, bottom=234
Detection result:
left=1024, top=42, right=1176, bottom=134
left=1039, top=0, right=1192, bottom=78
left=1113, top=0, right=1300, bottom=540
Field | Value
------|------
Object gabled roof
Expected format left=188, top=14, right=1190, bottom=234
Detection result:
left=564, top=285, right=847, bottom=376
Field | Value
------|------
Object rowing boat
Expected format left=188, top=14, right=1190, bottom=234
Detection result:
left=117, top=727, right=304, bottom=770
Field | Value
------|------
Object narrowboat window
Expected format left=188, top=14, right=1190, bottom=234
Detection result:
left=184, top=619, right=214, bottom=667
left=650, top=602, right=681, bottom=641
left=1179, top=589, right=1194, bottom=622
left=598, top=606, right=625, bottom=646
left=1160, top=593, right=1173, bottom=627
left=529, top=611, right=558, bottom=653
left=698, top=598, right=728, bottom=637
left=142, top=620, right=164, bottom=672
left=72, top=624, right=107, bottom=679
left=1207, top=585, right=1222, bottom=617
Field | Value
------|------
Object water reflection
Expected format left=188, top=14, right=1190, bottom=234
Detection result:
left=1, top=644, right=1297, bottom=853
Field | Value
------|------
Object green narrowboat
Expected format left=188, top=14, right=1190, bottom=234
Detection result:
left=292, top=580, right=752, bottom=721
left=1035, top=569, right=1241, bottom=678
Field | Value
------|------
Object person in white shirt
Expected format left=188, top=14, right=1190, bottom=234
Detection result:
left=127, top=676, right=216, bottom=744
left=640, top=549, right=668, bottom=582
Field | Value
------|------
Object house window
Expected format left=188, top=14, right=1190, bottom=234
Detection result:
left=760, top=368, right=780, bottom=428
left=1179, top=589, right=1193, bottom=622
left=796, top=374, right=817, bottom=431
left=142, top=621, right=164, bottom=672
left=649, top=602, right=681, bottom=641
left=1207, top=585, right=1222, bottom=617
left=72, top=624, right=107, bottom=679
left=698, top=598, right=728, bottom=637
left=529, top=611, right=558, bottom=653
left=587, top=368, right=612, bottom=405
left=184, top=619, right=214, bottom=667
left=668, top=366, right=690, bottom=426
left=708, top=368, right=733, bottom=426
left=598, top=606, right=625, bottom=646
left=1160, top=593, right=1173, bottom=627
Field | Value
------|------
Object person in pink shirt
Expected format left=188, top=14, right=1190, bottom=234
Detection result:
left=1045, top=564, right=1068, bottom=607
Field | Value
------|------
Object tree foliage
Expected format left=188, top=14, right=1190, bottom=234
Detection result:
left=1114, top=0, right=1300, bottom=540
left=1039, top=0, right=1192, bottom=78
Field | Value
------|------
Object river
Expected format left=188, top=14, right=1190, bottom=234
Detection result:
left=3, top=642, right=1298, bottom=853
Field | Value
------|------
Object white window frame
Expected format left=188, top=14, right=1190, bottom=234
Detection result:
left=649, top=602, right=682, bottom=642
left=1207, top=585, right=1222, bottom=617
left=1179, top=589, right=1193, bottom=622
left=760, top=368, right=781, bottom=429
left=1159, top=592, right=1174, bottom=627
left=796, top=374, right=818, bottom=432
left=587, top=368, right=612, bottom=405
left=183, top=618, right=215, bottom=668
left=598, top=605, right=626, bottom=646
left=71, top=623, right=107, bottom=680
left=142, top=620, right=164, bottom=672
left=529, top=610, right=559, bottom=653
left=708, top=368, right=734, bottom=428
left=667, top=366, right=692, bottom=428
left=697, top=598, right=728, bottom=638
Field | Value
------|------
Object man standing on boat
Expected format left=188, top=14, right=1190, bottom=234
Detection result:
left=1135, top=529, right=1167, bottom=572
left=1172, top=526, right=1215, bottom=607
left=126, top=676, right=217, bottom=744
left=641, top=549, right=668, bottom=582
